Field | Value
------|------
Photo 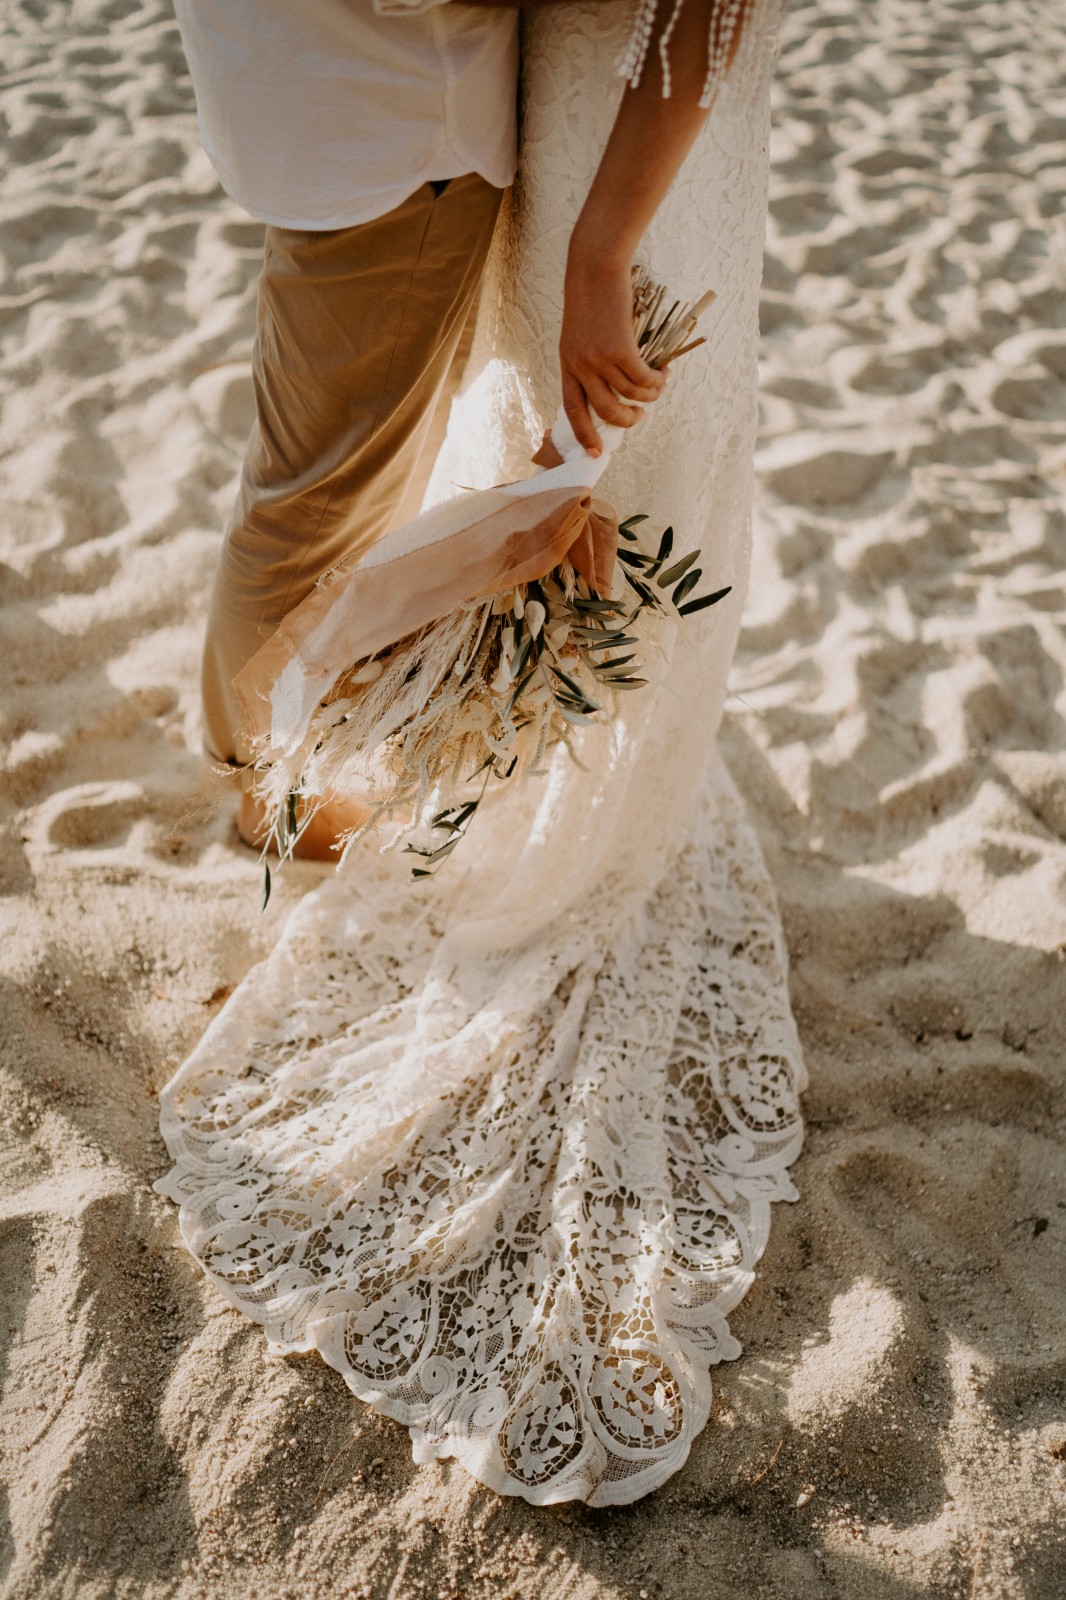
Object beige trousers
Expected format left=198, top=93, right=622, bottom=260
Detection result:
left=201, top=172, right=504, bottom=776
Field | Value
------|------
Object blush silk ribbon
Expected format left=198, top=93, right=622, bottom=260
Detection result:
left=234, top=407, right=625, bottom=757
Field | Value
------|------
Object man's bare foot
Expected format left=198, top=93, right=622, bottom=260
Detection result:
left=237, top=790, right=375, bottom=862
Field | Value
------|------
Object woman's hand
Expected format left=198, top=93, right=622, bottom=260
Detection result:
left=557, top=0, right=727, bottom=455
left=560, top=240, right=665, bottom=456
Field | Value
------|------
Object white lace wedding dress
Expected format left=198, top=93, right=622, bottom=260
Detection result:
left=155, top=0, right=805, bottom=1507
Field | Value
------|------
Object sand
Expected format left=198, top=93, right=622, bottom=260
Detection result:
left=1, top=0, right=1064, bottom=1595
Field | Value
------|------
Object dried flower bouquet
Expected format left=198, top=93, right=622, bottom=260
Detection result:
left=247, top=269, right=729, bottom=896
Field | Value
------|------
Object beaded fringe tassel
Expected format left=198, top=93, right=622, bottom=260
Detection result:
left=617, top=0, right=758, bottom=109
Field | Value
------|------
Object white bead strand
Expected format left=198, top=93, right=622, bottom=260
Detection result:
left=617, top=0, right=770, bottom=110
left=657, top=0, right=689, bottom=99
left=617, top=0, right=660, bottom=91
left=700, top=0, right=745, bottom=109
left=701, top=0, right=758, bottom=109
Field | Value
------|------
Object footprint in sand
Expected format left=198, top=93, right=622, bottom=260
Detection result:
left=28, top=779, right=159, bottom=857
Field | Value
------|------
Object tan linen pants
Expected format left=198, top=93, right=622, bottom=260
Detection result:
left=201, top=172, right=503, bottom=777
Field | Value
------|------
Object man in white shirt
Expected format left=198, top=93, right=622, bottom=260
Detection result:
left=173, top=0, right=519, bottom=848
left=174, top=0, right=518, bottom=230
left=177, top=0, right=727, bottom=854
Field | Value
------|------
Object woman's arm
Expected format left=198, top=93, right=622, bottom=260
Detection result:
left=561, top=0, right=734, bottom=454
left=462, top=0, right=748, bottom=452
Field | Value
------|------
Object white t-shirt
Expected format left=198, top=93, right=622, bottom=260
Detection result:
left=172, top=0, right=519, bottom=229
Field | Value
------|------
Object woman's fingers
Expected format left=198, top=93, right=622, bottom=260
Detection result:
left=562, top=361, right=660, bottom=456
left=584, top=373, right=644, bottom=429
left=615, top=350, right=667, bottom=395
left=607, top=362, right=666, bottom=403
left=562, top=369, right=603, bottom=456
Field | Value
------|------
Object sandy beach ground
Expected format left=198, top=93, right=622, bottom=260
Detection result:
left=1, top=0, right=1064, bottom=1596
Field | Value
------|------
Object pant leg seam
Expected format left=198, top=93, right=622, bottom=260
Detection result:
left=277, top=196, right=438, bottom=611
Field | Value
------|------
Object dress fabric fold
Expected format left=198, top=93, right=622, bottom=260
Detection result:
left=155, top=0, right=805, bottom=1507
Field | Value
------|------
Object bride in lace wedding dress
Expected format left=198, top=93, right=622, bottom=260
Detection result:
left=155, top=0, right=805, bottom=1507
